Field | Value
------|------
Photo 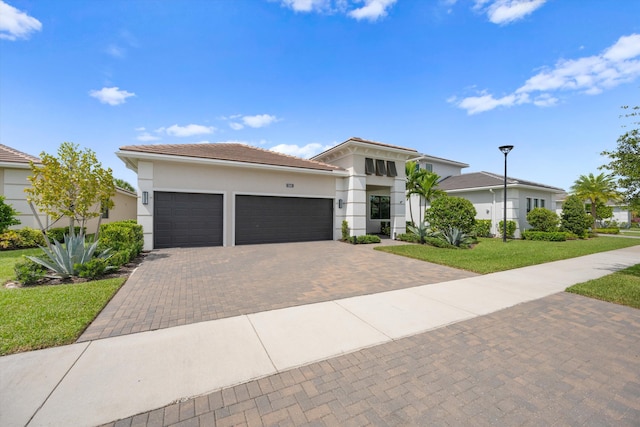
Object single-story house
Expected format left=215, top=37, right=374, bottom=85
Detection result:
left=435, top=171, right=565, bottom=238
left=117, top=137, right=417, bottom=250
left=554, top=193, right=633, bottom=227
left=0, top=144, right=137, bottom=234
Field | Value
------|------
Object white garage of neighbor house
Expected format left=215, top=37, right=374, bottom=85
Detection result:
left=117, top=137, right=418, bottom=250
left=0, top=144, right=137, bottom=233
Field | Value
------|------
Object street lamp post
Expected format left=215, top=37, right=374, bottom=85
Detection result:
left=498, top=145, right=514, bottom=242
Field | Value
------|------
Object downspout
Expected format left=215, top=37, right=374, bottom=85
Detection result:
left=489, top=189, right=496, bottom=236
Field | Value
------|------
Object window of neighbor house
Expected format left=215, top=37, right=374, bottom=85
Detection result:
left=370, top=195, right=390, bottom=220
left=101, top=203, right=109, bottom=219
left=387, top=161, right=398, bottom=177
left=540, top=199, right=545, bottom=208
left=375, top=159, right=386, bottom=176
left=534, top=198, right=539, bottom=208
left=423, top=163, right=433, bottom=172
left=365, top=158, right=375, bottom=175
left=526, top=197, right=532, bottom=213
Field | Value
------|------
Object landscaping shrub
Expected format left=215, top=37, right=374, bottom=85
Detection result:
left=498, top=220, right=517, bottom=239
left=597, top=228, right=620, bottom=235
left=424, top=196, right=476, bottom=234
left=355, top=235, right=381, bottom=244
left=437, top=227, right=474, bottom=248
left=0, top=196, right=20, bottom=233
left=14, top=258, right=46, bottom=286
left=0, top=228, right=46, bottom=250
left=561, top=195, right=592, bottom=238
left=97, top=221, right=143, bottom=266
left=47, top=226, right=85, bottom=242
left=526, top=208, right=559, bottom=232
left=76, top=258, right=112, bottom=280
left=407, top=222, right=431, bottom=244
left=472, top=220, right=492, bottom=238
left=521, top=230, right=567, bottom=241
left=424, top=236, right=457, bottom=249
left=397, top=233, right=420, bottom=243
left=341, top=220, right=350, bottom=241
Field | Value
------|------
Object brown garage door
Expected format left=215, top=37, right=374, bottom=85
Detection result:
left=235, top=195, right=333, bottom=245
left=154, top=192, right=223, bottom=248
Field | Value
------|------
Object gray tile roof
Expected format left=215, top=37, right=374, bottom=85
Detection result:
left=118, top=143, right=343, bottom=172
left=0, top=144, right=40, bottom=164
left=438, top=171, right=564, bottom=192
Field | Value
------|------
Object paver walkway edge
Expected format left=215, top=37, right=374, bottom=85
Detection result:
left=1, top=245, right=638, bottom=427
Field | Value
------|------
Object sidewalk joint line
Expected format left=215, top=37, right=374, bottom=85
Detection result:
left=25, top=341, right=93, bottom=426
left=246, top=315, right=278, bottom=373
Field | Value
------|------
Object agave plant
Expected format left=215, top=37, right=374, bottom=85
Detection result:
left=437, top=227, right=474, bottom=248
left=27, top=233, right=112, bottom=278
left=407, top=221, right=433, bottom=244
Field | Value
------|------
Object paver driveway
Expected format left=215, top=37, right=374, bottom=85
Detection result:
left=79, top=241, right=477, bottom=341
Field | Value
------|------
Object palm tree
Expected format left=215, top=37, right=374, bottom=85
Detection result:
left=416, top=171, right=445, bottom=221
left=570, top=173, right=620, bottom=229
left=405, top=161, right=424, bottom=225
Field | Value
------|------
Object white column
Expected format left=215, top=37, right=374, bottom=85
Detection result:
left=137, top=161, right=154, bottom=250
left=391, top=177, right=406, bottom=238
left=346, top=174, right=367, bottom=237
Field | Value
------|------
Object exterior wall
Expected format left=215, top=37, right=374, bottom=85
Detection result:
left=140, top=160, right=337, bottom=249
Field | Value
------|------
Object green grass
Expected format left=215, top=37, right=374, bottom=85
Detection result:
left=620, top=229, right=640, bottom=236
left=0, top=248, right=41, bottom=282
left=376, top=237, right=640, bottom=274
left=567, top=264, right=640, bottom=309
left=0, top=278, right=125, bottom=355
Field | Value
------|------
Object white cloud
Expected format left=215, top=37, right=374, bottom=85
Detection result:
left=229, top=122, right=244, bottom=130
left=242, top=114, right=279, bottom=128
left=279, top=0, right=396, bottom=21
left=106, top=44, right=124, bottom=58
left=89, top=86, right=135, bottom=106
left=136, top=132, right=160, bottom=142
left=281, top=0, right=330, bottom=12
left=452, top=33, right=640, bottom=114
left=349, top=0, right=397, bottom=21
left=474, top=0, right=546, bottom=25
left=0, top=1, right=42, bottom=41
left=135, top=127, right=146, bottom=132
left=270, top=142, right=334, bottom=158
left=163, top=124, right=215, bottom=137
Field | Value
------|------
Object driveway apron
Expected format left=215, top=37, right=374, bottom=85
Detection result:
left=79, top=241, right=478, bottom=341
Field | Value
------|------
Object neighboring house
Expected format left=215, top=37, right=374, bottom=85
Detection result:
left=435, top=171, right=565, bottom=238
left=406, top=154, right=469, bottom=223
left=0, top=144, right=136, bottom=233
left=554, top=193, right=632, bottom=227
left=117, top=137, right=417, bottom=250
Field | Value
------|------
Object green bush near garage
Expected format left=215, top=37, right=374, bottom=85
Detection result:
left=97, top=220, right=144, bottom=267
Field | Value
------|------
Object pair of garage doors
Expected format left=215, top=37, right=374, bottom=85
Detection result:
left=154, top=192, right=333, bottom=248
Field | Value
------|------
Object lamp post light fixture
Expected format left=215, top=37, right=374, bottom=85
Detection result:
left=498, top=145, right=514, bottom=242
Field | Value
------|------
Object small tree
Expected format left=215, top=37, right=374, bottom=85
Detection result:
left=526, top=207, right=559, bottom=232
left=0, top=196, right=20, bottom=233
left=561, top=194, right=592, bottom=237
left=570, top=172, right=620, bottom=229
left=424, top=196, right=476, bottom=234
left=25, top=142, right=115, bottom=241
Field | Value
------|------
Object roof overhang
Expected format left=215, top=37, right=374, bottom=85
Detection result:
left=116, top=150, right=350, bottom=177
left=313, top=138, right=418, bottom=163
left=443, top=184, right=565, bottom=194
left=408, top=154, right=469, bottom=169
left=0, top=162, right=35, bottom=169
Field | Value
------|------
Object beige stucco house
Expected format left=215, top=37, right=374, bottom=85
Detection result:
left=117, top=137, right=417, bottom=250
left=0, top=144, right=136, bottom=233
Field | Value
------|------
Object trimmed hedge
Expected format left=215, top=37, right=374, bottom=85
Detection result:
left=0, top=227, right=46, bottom=250
left=521, top=230, right=567, bottom=242
left=354, top=235, right=381, bottom=244
left=397, top=233, right=421, bottom=243
left=473, top=220, right=492, bottom=237
left=97, top=220, right=144, bottom=267
left=47, top=226, right=85, bottom=242
left=424, top=236, right=457, bottom=249
left=596, top=228, right=620, bottom=235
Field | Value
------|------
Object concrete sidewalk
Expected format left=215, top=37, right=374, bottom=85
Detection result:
left=1, top=245, right=639, bottom=427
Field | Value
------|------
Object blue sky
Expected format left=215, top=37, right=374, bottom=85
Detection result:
left=1, top=0, right=639, bottom=192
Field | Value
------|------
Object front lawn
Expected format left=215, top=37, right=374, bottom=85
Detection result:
left=376, top=237, right=640, bottom=274
left=567, top=264, right=640, bottom=309
left=0, top=248, right=41, bottom=283
left=0, top=278, right=125, bottom=355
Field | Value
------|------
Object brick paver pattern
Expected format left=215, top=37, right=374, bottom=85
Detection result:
left=103, top=293, right=640, bottom=426
left=79, top=241, right=477, bottom=341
